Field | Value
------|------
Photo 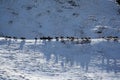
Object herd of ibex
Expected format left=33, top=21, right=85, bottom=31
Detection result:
left=1, top=36, right=119, bottom=44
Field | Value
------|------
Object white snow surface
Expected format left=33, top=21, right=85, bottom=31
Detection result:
left=0, top=37, right=120, bottom=80
left=0, top=0, right=120, bottom=80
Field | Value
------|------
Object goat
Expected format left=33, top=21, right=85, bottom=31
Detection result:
left=35, top=37, right=37, bottom=40
left=55, top=37, right=59, bottom=41
left=112, top=36, right=119, bottom=41
left=116, top=0, right=120, bottom=5
left=47, top=36, right=53, bottom=41
left=13, top=36, right=17, bottom=39
left=80, top=37, right=91, bottom=44
left=20, top=37, right=26, bottom=40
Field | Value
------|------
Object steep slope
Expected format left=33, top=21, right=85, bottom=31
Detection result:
left=0, top=0, right=120, bottom=38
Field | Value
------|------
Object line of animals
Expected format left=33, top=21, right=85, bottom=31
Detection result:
left=2, top=36, right=119, bottom=44
left=116, top=0, right=120, bottom=5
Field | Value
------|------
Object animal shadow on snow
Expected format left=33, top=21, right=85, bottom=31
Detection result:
left=18, top=40, right=25, bottom=50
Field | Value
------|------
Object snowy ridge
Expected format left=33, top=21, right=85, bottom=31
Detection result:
left=0, top=36, right=120, bottom=44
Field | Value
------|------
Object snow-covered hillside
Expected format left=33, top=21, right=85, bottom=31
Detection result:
left=0, top=0, right=120, bottom=38
left=0, top=0, right=120, bottom=80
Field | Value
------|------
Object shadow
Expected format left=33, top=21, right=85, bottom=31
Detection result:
left=101, top=51, right=120, bottom=73
left=0, top=39, right=8, bottom=45
left=34, top=39, right=37, bottom=45
left=7, top=39, right=11, bottom=46
left=94, top=42, right=120, bottom=73
left=38, top=41, right=92, bottom=72
left=25, top=40, right=120, bottom=73
left=33, top=39, right=37, bottom=52
left=18, top=40, right=25, bottom=50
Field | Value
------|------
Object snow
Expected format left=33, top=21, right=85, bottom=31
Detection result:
left=0, top=0, right=120, bottom=80
left=0, top=37, right=120, bottom=80
left=0, top=0, right=120, bottom=38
